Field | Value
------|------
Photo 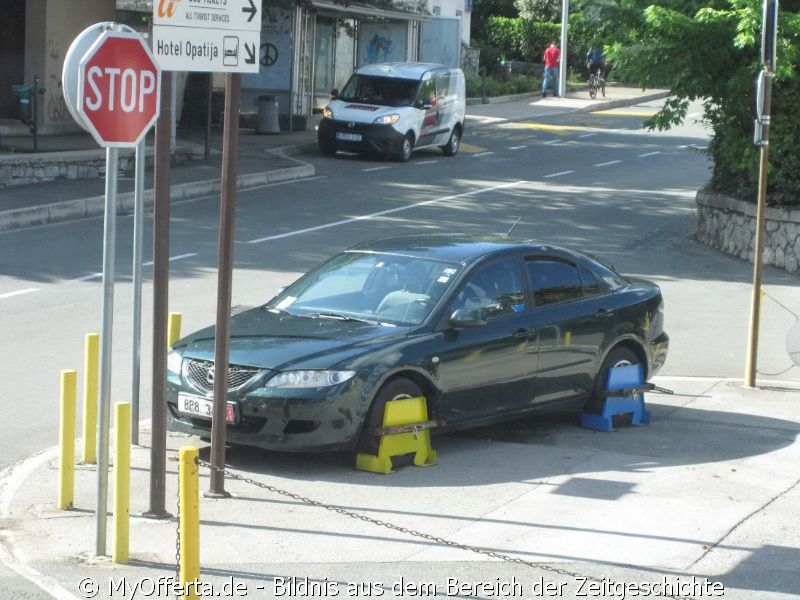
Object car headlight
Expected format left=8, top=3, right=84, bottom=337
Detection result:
left=265, top=370, right=356, bottom=388
left=322, top=106, right=333, bottom=119
left=373, top=113, right=400, bottom=125
left=167, top=350, right=183, bottom=375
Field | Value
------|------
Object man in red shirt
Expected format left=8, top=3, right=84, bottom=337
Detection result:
left=542, top=41, right=560, bottom=97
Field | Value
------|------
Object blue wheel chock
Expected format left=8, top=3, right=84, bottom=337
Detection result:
left=581, top=363, right=652, bottom=432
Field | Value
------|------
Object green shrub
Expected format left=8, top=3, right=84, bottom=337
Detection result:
left=466, top=73, right=538, bottom=97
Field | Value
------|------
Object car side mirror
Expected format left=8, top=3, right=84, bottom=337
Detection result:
left=449, top=307, right=487, bottom=328
left=330, top=88, right=339, bottom=99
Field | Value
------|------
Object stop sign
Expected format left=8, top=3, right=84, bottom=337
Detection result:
left=77, top=30, right=161, bottom=147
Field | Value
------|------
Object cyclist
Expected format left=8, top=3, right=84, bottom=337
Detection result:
left=586, top=46, right=605, bottom=82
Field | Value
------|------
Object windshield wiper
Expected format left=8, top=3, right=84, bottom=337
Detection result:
left=309, top=311, right=371, bottom=323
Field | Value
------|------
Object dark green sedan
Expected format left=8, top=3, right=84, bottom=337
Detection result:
left=166, top=234, right=668, bottom=453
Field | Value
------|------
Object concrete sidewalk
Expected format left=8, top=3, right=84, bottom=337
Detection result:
left=0, top=85, right=669, bottom=232
left=1, top=376, right=799, bottom=599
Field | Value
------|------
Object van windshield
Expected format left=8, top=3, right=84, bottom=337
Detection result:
left=338, top=75, right=420, bottom=107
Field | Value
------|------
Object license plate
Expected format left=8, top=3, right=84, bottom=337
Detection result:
left=177, top=393, right=236, bottom=424
left=336, top=131, right=362, bottom=142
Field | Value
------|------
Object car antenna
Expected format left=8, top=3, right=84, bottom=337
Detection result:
left=506, top=217, right=522, bottom=236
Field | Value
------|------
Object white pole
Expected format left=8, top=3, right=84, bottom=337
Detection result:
left=95, top=146, right=118, bottom=557
left=131, top=139, right=145, bottom=445
left=559, top=0, right=570, bottom=97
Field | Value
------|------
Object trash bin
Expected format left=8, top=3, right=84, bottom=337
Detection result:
left=12, top=84, right=33, bottom=123
left=256, top=95, right=280, bottom=134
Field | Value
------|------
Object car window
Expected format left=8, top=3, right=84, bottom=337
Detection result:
left=579, top=264, right=604, bottom=296
left=527, top=258, right=583, bottom=306
left=451, top=259, right=525, bottom=319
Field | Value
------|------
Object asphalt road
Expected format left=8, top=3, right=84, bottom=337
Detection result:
left=1, top=98, right=798, bottom=475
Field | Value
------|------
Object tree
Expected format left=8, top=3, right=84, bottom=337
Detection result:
left=582, top=0, right=799, bottom=204
left=514, top=0, right=561, bottom=22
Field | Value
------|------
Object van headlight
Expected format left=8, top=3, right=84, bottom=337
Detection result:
left=265, top=370, right=356, bottom=388
left=373, top=113, right=400, bottom=125
left=322, top=106, right=334, bottom=119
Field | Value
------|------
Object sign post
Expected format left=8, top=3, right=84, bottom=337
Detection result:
left=745, top=0, right=779, bottom=387
left=151, top=0, right=260, bottom=500
left=63, top=24, right=160, bottom=556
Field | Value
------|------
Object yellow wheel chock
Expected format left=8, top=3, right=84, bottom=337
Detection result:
left=355, top=397, right=439, bottom=474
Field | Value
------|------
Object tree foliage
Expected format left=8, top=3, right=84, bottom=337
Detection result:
left=574, top=0, right=800, bottom=204
left=514, top=0, right=561, bottom=22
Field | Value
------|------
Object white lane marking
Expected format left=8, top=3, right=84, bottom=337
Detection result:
left=0, top=288, right=40, bottom=301
left=473, top=152, right=494, bottom=158
left=363, top=166, right=391, bottom=172
left=639, top=151, right=661, bottom=158
left=415, top=160, right=439, bottom=165
left=70, top=273, right=102, bottom=283
left=543, top=140, right=561, bottom=145
left=143, top=252, right=198, bottom=267
left=246, top=180, right=528, bottom=244
left=594, top=160, right=622, bottom=167
left=509, top=145, right=528, bottom=150
left=543, top=170, right=574, bottom=179
left=579, top=133, right=597, bottom=138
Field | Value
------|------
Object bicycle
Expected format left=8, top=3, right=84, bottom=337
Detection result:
left=588, top=65, right=605, bottom=100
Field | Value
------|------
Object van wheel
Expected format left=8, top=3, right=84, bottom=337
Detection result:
left=395, top=134, right=414, bottom=162
left=441, top=127, right=461, bottom=157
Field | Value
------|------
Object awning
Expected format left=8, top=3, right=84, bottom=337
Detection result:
left=309, top=0, right=426, bottom=21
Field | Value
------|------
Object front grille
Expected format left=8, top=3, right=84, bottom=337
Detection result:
left=185, top=358, right=261, bottom=393
left=330, top=120, right=382, bottom=134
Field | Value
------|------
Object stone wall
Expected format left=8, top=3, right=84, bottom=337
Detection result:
left=0, top=146, right=198, bottom=188
left=696, top=190, right=800, bottom=273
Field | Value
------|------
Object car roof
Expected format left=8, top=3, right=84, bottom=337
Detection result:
left=345, top=233, right=575, bottom=265
left=354, top=62, right=454, bottom=79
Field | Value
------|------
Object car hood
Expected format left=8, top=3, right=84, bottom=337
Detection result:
left=173, top=308, right=408, bottom=370
left=329, top=99, right=411, bottom=123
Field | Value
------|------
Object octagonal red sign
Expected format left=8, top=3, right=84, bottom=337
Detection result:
left=77, top=31, right=161, bottom=147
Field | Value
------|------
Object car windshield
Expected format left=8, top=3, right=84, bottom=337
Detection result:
left=266, top=251, right=462, bottom=325
left=338, top=75, right=420, bottom=107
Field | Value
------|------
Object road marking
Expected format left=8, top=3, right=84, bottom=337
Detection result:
left=362, top=166, right=391, bottom=172
left=143, top=253, right=197, bottom=267
left=509, top=145, right=528, bottom=150
left=544, top=170, right=575, bottom=178
left=246, top=180, right=528, bottom=243
left=0, top=288, right=40, bottom=301
left=459, top=142, right=487, bottom=153
left=543, top=139, right=561, bottom=145
left=519, top=121, right=592, bottom=133
left=591, top=109, right=658, bottom=117
left=639, top=151, right=661, bottom=158
left=71, top=273, right=103, bottom=283
left=594, top=160, right=622, bottom=167
left=415, top=160, right=439, bottom=165
left=579, top=133, right=596, bottom=138
left=473, top=152, right=494, bottom=158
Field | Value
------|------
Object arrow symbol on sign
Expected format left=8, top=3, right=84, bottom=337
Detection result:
left=242, top=0, right=257, bottom=22
left=244, top=43, right=256, bottom=64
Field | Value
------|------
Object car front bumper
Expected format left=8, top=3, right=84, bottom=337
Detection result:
left=317, top=119, right=405, bottom=156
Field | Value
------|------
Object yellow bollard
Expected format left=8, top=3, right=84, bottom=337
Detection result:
left=58, top=370, right=77, bottom=510
left=82, top=333, right=99, bottom=464
left=179, top=446, right=200, bottom=598
left=113, top=402, right=131, bottom=564
left=168, top=312, right=182, bottom=348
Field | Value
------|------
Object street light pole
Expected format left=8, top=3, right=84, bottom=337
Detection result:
left=559, top=0, right=569, bottom=97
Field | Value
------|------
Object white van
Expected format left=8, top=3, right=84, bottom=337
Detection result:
left=317, top=62, right=466, bottom=162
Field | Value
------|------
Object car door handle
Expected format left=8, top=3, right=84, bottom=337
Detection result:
left=595, top=308, right=614, bottom=318
left=514, top=328, right=536, bottom=339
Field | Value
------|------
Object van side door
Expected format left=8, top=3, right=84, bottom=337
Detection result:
left=417, top=70, right=450, bottom=146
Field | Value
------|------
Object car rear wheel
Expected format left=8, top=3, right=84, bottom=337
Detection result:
left=357, top=377, right=423, bottom=455
left=441, top=126, right=461, bottom=157
left=395, top=134, right=414, bottom=162
left=585, top=347, right=640, bottom=414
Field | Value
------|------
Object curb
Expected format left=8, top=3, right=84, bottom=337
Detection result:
left=0, top=162, right=315, bottom=232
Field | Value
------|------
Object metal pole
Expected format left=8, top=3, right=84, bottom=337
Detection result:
left=559, top=0, right=569, bottom=97
left=95, top=146, right=118, bottom=557
left=131, top=139, right=145, bottom=445
left=745, top=71, right=773, bottom=387
left=207, top=73, right=240, bottom=498
left=205, top=73, right=213, bottom=161
left=145, top=71, right=172, bottom=519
